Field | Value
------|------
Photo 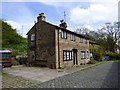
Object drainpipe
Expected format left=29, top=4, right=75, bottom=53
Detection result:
left=58, top=29, right=61, bottom=69
left=35, top=21, right=37, bottom=63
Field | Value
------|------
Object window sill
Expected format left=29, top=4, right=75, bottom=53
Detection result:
left=71, top=40, right=75, bottom=41
left=81, top=58, right=86, bottom=59
left=63, top=59, right=72, bottom=61
left=31, top=40, right=35, bottom=42
left=61, top=38, right=67, bottom=39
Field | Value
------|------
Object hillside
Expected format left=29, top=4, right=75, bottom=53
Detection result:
left=1, top=19, right=27, bottom=56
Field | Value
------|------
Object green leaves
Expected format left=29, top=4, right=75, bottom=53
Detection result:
left=1, top=19, right=24, bottom=47
left=1, top=19, right=27, bottom=56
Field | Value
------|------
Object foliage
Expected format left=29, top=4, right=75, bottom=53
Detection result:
left=75, top=26, right=90, bottom=35
left=3, top=39, right=27, bottom=56
left=96, top=22, right=119, bottom=53
left=1, top=19, right=27, bottom=56
left=88, top=22, right=120, bottom=53
left=103, top=52, right=120, bottom=60
left=1, top=19, right=24, bottom=47
left=87, top=59, right=99, bottom=64
left=92, top=52, right=103, bottom=61
left=90, top=44, right=103, bottom=61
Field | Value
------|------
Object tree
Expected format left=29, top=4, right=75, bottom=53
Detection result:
left=75, top=26, right=90, bottom=35
left=1, top=19, right=24, bottom=47
left=96, top=22, right=120, bottom=53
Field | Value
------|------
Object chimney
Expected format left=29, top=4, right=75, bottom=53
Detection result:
left=59, top=20, right=67, bottom=29
left=37, top=13, right=46, bottom=22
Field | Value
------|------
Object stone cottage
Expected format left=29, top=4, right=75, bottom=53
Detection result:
left=27, top=13, right=90, bottom=69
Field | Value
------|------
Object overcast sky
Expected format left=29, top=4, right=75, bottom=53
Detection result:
left=1, top=0, right=119, bottom=37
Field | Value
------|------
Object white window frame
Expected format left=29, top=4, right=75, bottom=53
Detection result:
left=80, top=37, right=83, bottom=43
left=61, top=30, right=67, bottom=39
left=81, top=51, right=86, bottom=59
left=85, top=39, right=87, bottom=44
left=63, top=50, right=72, bottom=61
left=86, top=51, right=89, bottom=59
left=31, top=34, right=35, bottom=41
left=70, top=34, right=75, bottom=41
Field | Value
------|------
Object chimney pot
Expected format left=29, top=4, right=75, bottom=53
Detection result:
left=37, top=13, right=46, bottom=22
left=59, top=20, right=67, bottom=29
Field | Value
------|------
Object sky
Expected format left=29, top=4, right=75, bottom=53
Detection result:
left=1, top=0, right=119, bottom=38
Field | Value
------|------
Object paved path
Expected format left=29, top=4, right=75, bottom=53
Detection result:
left=2, top=73, right=39, bottom=88
left=32, top=61, right=119, bottom=88
left=3, top=62, right=102, bottom=83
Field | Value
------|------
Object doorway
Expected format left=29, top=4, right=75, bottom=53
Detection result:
left=73, top=49, right=78, bottom=65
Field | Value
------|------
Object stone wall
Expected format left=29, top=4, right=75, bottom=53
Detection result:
left=35, top=21, right=56, bottom=68
left=28, top=21, right=90, bottom=69
left=27, top=25, right=36, bottom=64
left=55, top=29, right=90, bottom=68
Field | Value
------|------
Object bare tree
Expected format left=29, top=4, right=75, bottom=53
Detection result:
left=100, top=22, right=120, bottom=52
left=75, top=26, right=90, bottom=35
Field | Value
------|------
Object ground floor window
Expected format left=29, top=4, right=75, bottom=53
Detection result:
left=63, top=50, right=72, bottom=61
left=81, top=51, right=86, bottom=59
left=86, top=51, right=89, bottom=59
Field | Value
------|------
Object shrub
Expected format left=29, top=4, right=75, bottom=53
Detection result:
left=103, top=52, right=120, bottom=60
left=87, top=60, right=96, bottom=64
left=93, top=52, right=103, bottom=61
left=90, top=58, right=94, bottom=61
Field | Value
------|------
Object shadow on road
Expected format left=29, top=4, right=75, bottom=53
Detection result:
left=100, top=61, right=120, bottom=88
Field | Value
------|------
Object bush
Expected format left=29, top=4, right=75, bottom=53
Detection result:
left=87, top=60, right=96, bottom=64
left=93, top=52, right=103, bottom=61
left=103, top=52, right=120, bottom=60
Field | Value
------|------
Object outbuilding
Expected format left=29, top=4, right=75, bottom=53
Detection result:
left=0, top=50, right=12, bottom=67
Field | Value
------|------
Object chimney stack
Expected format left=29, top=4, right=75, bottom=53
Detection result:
left=37, top=13, right=46, bottom=22
left=59, top=20, right=67, bottom=29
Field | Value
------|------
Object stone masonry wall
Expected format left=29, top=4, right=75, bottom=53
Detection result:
left=28, top=22, right=90, bottom=69
left=55, top=29, right=90, bottom=68
left=35, top=21, right=56, bottom=68
left=27, top=25, right=36, bottom=64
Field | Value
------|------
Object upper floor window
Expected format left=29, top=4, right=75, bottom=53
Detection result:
left=61, top=30, right=67, bottom=39
left=80, top=37, right=83, bottom=43
left=70, top=34, right=75, bottom=41
left=81, top=51, right=86, bottom=59
left=63, top=50, right=72, bottom=61
left=31, top=34, right=35, bottom=41
left=85, top=39, right=87, bottom=44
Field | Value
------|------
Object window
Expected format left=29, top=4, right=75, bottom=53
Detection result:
left=32, top=55, right=35, bottom=59
left=81, top=51, right=86, bottom=59
left=0, top=54, right=9, bottom=59
left=80, top=37, right=84, bottom=43
left=61, top=30, right=67, bottom=39
left=86, top=51, right=89, bottom=59
left=85, top=39, right=87, bottom=44
left=70, top=34, right=75, bottom=41
left=63, top=50, right=72, bottom=61
left=31, top=34, right=35, bottom=41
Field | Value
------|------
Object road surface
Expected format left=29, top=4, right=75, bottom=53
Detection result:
left=32, top=61, right=119, bottom=88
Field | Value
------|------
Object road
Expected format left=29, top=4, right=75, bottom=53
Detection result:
left=32, top=61, right=119, bottom=88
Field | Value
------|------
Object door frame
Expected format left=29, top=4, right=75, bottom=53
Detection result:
left=72, top=49, right=78, bottom=65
